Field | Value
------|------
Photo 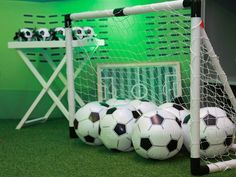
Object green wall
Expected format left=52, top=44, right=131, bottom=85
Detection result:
left=0, top=0, right=190, bottom=119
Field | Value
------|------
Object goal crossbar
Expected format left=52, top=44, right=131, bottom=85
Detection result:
left=70, top=0, right=189, bottom=21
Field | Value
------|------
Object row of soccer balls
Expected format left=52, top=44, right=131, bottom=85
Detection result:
left=73, top=99, right=236, bottom=160
left=13, top=26, right=96, bottom=41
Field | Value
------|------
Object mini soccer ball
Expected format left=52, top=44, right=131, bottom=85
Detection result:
left=35, top=28, right=51, bottom=41
left=99, top=106, right=136, bottom=151
left=83, top=26, right=96, bottom=38
left=132, top=108, right=183, bottom=160
left=128, top=99, right=158, bottom=116
left=72, top=27, right=85, bottom=40
left=20, top=28, right=33, bottom=41
left=54, top=27, right=65, bottom=40
left=74, top=101, right=109, bottom=145
left=182, top=107, right=235, bottom=158
left=106, top=98, right=130, bottom=107
left=159, top=102, right=189, bottom=123
left=14, top=28, right=33, bottom=41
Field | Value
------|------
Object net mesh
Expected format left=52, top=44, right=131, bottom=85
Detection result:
left=73, top=8, right=191, bottom=106
left=72, top=5, right=236, bottom=169
left=199, top=30, right=236, bottom=166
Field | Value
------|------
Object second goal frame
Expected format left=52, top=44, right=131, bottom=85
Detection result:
left=64, top=0, right=236, bottom=175
left=97, top=62, right=182, bottom=103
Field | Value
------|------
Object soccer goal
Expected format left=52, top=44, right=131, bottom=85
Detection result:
left=64, top=0, right=236, bottom=175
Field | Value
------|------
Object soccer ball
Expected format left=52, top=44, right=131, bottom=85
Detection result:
left=106, top=98, right=130, bottom=107
left=132, top=108, right=183, bottom=160
left=72, top=27, right=85, bottom=40
left=54, top=27, right=65, bottom=40
left=20, top=28, right=33, bottom=41
left=128, top=99, right=158, bottom=116
left=14, top=28, right=33, bottom=41
left=36, top=28, right=51, bottom=41
left=182, top=107, right=236, bottom=158
left=83, top=26, right=96, bottom=38
left=159, top=102, right=189, bottom=123
left=74, top=101, right=109, bottom=145
left=99, top=106, right=136, bottom=151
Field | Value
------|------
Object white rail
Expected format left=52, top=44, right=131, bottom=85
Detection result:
left=208, top=160, right=236, bottom=173
left=70, top=0, right=185, bottom=21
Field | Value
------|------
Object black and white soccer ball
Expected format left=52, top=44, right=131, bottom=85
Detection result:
left=36, top=28, right=51, bottom=41
left=128, top=99, right=158, bottom=116
left=99, top=106, right=136, bottom=152
left=20, top=28, right=33, bottom=41
left=159, top=102, right=189, bottom=123
left=74, top=101, right=109, bottom=145
left=54, top=27, right=65, bottom=40
left=182, top=107, right=236, bottom=158
left=72, top=27, right=85, bottom=40
left=14, top=28, right=33, bottom=41
left=132, top=108, right=183, bottom=160
left=83, top=26, right=96, bottom=38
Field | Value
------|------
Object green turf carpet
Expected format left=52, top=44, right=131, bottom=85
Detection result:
left=0, top=118, right=235, bottom=177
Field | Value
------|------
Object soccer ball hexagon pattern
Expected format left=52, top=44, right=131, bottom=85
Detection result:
left=99, top=106, right=136, bottom=152
left=20, top=28, right=33, bottom=41
left=128, top=99, right=158, bottom=117
left=182, top=107, right=236, bottom=158
left=72, top=27, right=85, bottom=40
left=159, top=102, right=189, bottom=123
left=36, top=28, right=51, bottom=41
left=54, top=27, right=65, bottom=40
left=132, top=108, right=183, bottom=160
left=74, top=101, right=109, bottom=145
left=83, top=26, right=96, bottom=37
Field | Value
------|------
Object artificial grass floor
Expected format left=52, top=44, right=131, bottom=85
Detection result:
left=0, top=118, right=236, bottom=177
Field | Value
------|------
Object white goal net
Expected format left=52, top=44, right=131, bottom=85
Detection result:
left=197, top=26, right=236, bottom=168
left=68, top=0, right=236, bottom=174
left=73, top=8, right=191, bottom=106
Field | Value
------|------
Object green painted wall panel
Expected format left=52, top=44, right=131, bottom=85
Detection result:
left=0, top=90, right=65, bottom=119
left=1, top=0, right=162, bottom=91
left=0, top=0, right=190, bottom=119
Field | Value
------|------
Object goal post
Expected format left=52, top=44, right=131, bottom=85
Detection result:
left=65, top=14, right=78, bottom=138
left=65, top=0, right=191, bottom=140
left=64, top=0, right=236, bottom=175
left=70, top=0, right=188, bottom=21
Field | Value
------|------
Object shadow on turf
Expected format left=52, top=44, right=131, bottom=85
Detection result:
left=76, top=138, right=192, bottom=164
left=72, top=136, right=191, bottom=167
left=131, top=148, right=189, bottom=164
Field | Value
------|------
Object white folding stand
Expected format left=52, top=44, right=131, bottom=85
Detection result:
left=8, top=38, right=104, bottom=129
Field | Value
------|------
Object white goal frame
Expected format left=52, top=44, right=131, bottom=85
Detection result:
left=64, top=0, right=236, bottom=175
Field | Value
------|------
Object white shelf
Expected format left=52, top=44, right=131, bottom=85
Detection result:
left=8, top=38, right=104, bottom=49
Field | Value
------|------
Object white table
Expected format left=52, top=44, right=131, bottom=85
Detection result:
left=8, top=38, right=104, bottom=129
